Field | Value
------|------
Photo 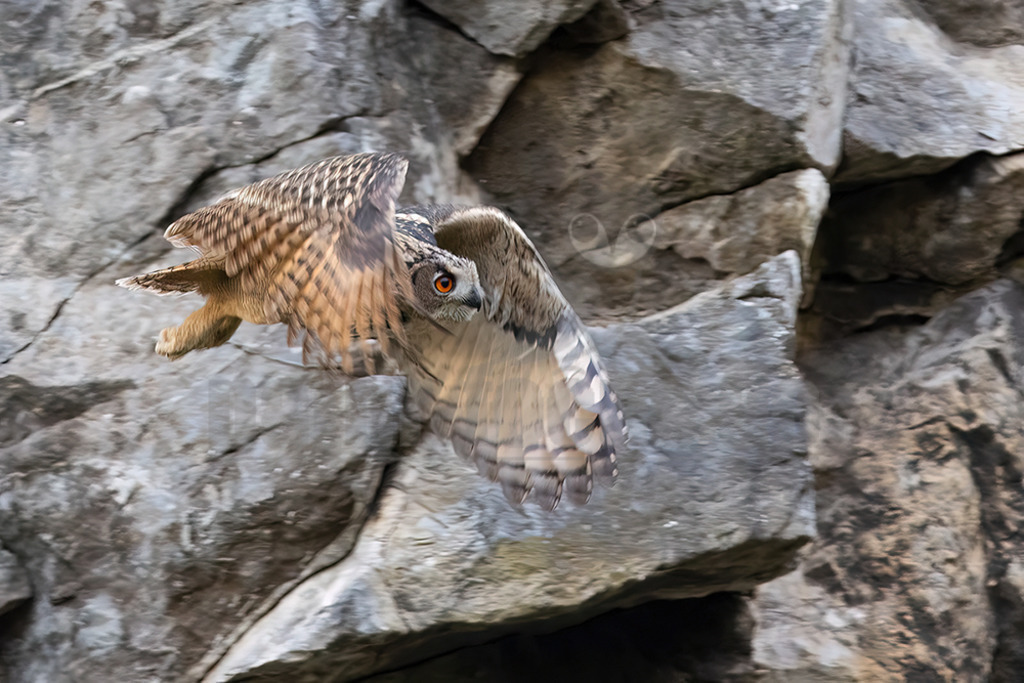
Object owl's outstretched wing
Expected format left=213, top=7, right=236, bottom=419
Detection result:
left=401, top=206, right=626, bottom=510
left=163, top=153, right=412, bottom=370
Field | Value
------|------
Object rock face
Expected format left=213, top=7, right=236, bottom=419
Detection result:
left=0, top=0, right=513, bottom=362
left=557, top=168, right=829, bottom=320
left=915, top=0, right=1024, bottom=48
left=0, top=253, right=407, bottom=681
left=0, top=548, right=31, bottom=618
left=2, top=0, right=1024, bottom=680
left=754, top=279, right=1024, bottom=681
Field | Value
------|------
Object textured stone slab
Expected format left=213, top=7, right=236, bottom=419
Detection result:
left=554, top=168, right=829, bottom=321
left=838, top=0, right=1024, bottom=183
left=0, top=252, right=407, bottom=682
left=0, top=548, right=31, bottom=617
left=0, top=0, right=519, bottom=364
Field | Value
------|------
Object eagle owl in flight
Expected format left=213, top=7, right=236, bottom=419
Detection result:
left=119, top=153, right=626, bottom=510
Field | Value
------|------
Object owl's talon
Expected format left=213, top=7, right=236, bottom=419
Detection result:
left=154, top=328, right=175, bottom=357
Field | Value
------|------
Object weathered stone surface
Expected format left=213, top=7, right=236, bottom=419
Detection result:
left=403, top=6, right=522, bottom=158
left=837, top=0, right=1024, bottom=183
left=754, top=279, right=1024, bottom=681
left=203, top=253, right=812, bottom=682
left=0, top=247, right=407, bottom=682
left=915, top=0, right=1024, bottom=48
left=5, top=0, right=1024, bottom=679
left=417, top=0, right=598, bottom=57
left=0, top=547, right=31, bottom=617
left=651, top=168, right=827, bottom=280
left=0, top=0, right=519, bottom=363
left=556, top=168, right=829, bottom=321
left=803, top=278, right=961, bottom=340
left=467, top=0, right=848, bottom=302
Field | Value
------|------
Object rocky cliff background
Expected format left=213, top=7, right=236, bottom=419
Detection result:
left=1, top=0, right=1022, bottom=681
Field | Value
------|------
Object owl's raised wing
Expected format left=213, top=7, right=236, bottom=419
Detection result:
left=401, top=206, right=627, bottom=510
left=164, top=153, right=411, bottom=371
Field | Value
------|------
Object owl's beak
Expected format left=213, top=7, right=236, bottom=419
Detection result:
left=462, top=287, right=483, bottom=311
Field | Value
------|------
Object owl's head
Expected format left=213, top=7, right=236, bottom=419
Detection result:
left=410, top=252, right=484, bottom=322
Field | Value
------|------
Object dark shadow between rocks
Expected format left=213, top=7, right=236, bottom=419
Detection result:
left=346, top=594, right=754, bottom=683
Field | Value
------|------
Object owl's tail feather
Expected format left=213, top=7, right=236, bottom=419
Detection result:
left=115, top=260, right=219, bottom=295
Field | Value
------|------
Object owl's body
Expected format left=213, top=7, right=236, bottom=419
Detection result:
left=119, top=153, right=625, bottom=510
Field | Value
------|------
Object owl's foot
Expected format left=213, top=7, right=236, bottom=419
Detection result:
left=154, top=307, right=242, bottom=360
left=155, top=327, right=190, bottom=360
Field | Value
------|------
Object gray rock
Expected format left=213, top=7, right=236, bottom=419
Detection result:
left=467, top=0, right=848, bottom=304
left=915, top=0, right=1024, bottom=48
left=0, top=547, right=31, bottom=616
left=652, top=169, right=828, bottom=278
left=805, top=152, right=1024, bottom=338
left=402, top=6, right=523, bottom=158
left=804, top=278, right=964, bottom=339
left=554, top=168, right=829, bottom=321
left=203, top=252, right=813, bottom=682
left=838, top=0, right=1024, bottom=183
left=1, top=0, right=384, bottom=360
left=417, top=0, right=598, bottom=57
left=754, top=278, right=1024, bottom=680
left=7, top=0, right=1024, bottom=677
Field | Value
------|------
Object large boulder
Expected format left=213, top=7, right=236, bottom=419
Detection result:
left=0, top=240, right=406, bottom=681
left=555, top=168, right=829, bottom=321
left=417, top=0, right=599, bottom=57
left=914, top=0, right=1024, bottom=48
left=809, top=151, right=1024, bottom=336
left=837, top=0, right=1024, bottom=183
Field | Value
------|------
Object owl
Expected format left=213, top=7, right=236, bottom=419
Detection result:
left=118, top=153, right=626, bottom=510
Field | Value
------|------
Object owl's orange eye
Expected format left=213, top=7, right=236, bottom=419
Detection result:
left=434, top=273, right=454, bottom=294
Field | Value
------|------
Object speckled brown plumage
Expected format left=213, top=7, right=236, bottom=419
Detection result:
left=118, top=153, right=626, bottom=509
